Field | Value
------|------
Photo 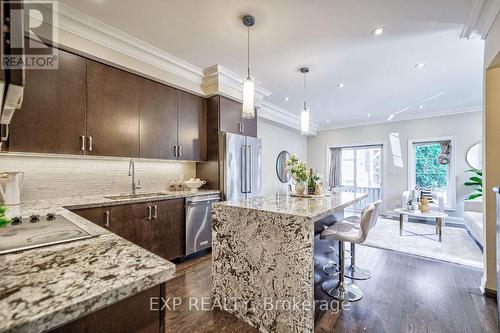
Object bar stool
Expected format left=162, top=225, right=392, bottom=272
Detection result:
left=343, top=200, right=382, bottom=280
left=320, top=204, right=377, bottom=302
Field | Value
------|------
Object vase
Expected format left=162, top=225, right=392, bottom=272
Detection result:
left=295, top=182, right=306, bottom=195
left=419, top=196, right=430, bottom=213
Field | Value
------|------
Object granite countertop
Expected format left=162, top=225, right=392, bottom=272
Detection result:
left=0, top=189, right=219, bottom=333
left=214, top=191, right=368, bottom=222
left=3, top=189, right=221, bottom=218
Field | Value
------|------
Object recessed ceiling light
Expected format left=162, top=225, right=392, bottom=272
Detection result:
left=414, top=63, right=426, bottom=69
left=371, top=27, right=385, bottom=36
left=367, top=113, right=371, bottom=117
left=337, top=83, right=344, bottom=88
left=326, top=119, right=330, bottom=124
left=387, top=114, right=394, bottom=121
left=284, top=97, right=289, bottom=101
left=418, top=105, right=424, bottom=109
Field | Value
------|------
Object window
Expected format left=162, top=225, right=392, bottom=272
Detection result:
left=339, top=145, right=383, bottom=210
left=409, top=138, right=455, bottom=210
left=340, top=146, right=382, bottom=188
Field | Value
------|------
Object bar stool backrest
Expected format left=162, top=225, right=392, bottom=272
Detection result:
left=359, top=204, right=376, bottom=243
left=371, top=200, right=382, bottom=228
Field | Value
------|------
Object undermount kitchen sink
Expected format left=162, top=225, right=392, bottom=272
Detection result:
left=105, top=192, right=169, bottom=200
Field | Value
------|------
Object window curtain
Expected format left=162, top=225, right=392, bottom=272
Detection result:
left=438, top=140, right=451, bottom=165
left=329, top=148, right=342, bottom=187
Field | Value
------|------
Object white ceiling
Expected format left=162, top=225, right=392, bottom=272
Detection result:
left=58, top=0, right=484, bottom=130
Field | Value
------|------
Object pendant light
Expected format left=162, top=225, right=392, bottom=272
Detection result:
left=242, top=15, right=256, bottom=119
left=300, top=67, right=310, bottom=135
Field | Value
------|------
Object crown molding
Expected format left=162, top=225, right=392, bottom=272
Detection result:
left=259, top=102, right=319, bottom=135
left=35, top=3, right=306, bottom=133
left=461, top=0, right=500, bottom=39
left=316, top=105, right=482, bottom=132
left=202, top=65, right=271, bottom=108
left=54, top=3, right=206, bottom=84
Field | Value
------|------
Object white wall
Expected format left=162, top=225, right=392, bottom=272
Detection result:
left=257, top=118, right=308, bottom=195
left=308, top=112, right=483, bottom=219
left=0, top=154, right=195, bottom=202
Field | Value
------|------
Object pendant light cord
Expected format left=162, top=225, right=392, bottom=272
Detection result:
left=247, top=26, right=251, bottom=78
left=303, top=72, right=307, bottom=109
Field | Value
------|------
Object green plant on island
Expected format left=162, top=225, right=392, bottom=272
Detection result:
left=464, top=169, right=482, bottom=200
left=0, top=205, right=9, bottom=228
left=285, top=153, right=308, bottom=183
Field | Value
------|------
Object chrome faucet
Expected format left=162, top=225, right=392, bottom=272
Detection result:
left=128, top=159, right=142, bottom=195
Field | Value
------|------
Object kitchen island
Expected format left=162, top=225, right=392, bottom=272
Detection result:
left=212, top=192, right=367, bottom=333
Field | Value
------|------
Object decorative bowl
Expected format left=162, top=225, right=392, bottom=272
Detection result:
left=184, top=179, right=206, bottom=193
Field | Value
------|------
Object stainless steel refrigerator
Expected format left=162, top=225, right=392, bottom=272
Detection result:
left=220, top=132, right=262, bottom=201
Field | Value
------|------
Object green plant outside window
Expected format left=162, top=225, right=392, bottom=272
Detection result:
left=415, top=143, right=447, bottom=190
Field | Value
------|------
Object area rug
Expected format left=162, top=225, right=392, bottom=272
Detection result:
left=362, top=217, right=483, bottom=269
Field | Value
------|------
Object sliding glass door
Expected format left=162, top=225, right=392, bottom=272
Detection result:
left=340, top=145, right=383, bottom=210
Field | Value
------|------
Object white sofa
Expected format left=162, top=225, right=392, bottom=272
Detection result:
left=463, top=199, right=483, bottom=250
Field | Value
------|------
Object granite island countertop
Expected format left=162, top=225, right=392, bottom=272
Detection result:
left=0, top=189, right=219, bottom=333
left=214, top=191, right=367, bottom=222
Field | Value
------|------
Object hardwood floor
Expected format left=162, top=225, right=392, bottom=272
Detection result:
left=165, top=246, right=498, bottom=333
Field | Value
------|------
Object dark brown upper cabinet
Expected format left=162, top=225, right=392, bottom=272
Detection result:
left=139, top=78, right=178, bottom=160
left=86, top=60, right=140, bottom=158
left=219, top=96, right=257, bottom=138
left=8, top=40, right=207, bottom=161
left=9, top=45, right=87, bottom=154
left=177, top=91, right=207, bottom=161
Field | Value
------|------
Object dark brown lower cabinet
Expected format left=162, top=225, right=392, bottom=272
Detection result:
left=151, top=199, right=184, bottom=260
left=47, top=284, right=165, bottom=333
left=71, top=206, right=110, bottom=228
left=110, top=202, right=152, bottom=252
left=71, top=199, right=185, bottom=260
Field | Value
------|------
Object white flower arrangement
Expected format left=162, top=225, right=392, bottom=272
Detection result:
left=285, top=153, right=308, bottom=183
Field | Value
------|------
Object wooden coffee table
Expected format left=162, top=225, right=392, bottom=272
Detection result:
left=394, top=208, right=448, bottom=242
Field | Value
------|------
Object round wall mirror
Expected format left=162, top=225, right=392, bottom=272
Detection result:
left=276, top=151, right=291, bottom=183
left=466, top=142, right=482, bottom=170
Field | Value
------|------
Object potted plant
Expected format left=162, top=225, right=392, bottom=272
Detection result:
left=286, top=153, right=308, bottom=195
left=464, top=168, right=482, bottom=200
left=0, top=205, right=9, bottom=228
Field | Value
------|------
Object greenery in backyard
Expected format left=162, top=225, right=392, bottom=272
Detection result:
left=415, top=144, right=447, bottom=190
left=464, top=169, right=483, bottom=200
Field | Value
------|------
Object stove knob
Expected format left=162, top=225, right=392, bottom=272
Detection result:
left=46, top=212, right=56, bottom=221
left=11, top=216, right=22, bottom=225
left=29, top=214, right=40, bottom=223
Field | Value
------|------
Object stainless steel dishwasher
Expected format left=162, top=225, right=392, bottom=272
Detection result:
left=185, top=194, right=220, bottom=256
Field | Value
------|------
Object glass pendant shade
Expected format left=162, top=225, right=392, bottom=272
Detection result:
left=242, top=76, right=255, bottom=119
left=300, top=106, right=310, bottom=135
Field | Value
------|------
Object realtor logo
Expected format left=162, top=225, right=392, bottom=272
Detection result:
left=2, top=0, right=58, bottom=69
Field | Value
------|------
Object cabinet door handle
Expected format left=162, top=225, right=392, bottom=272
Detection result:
left=242, top=123, right=245, bottom=133
left=104, top=211, right=110, bottom=227
left=147, top=206, right=152, bottom=220
left=178, top=146, right=183, bottom=157
left=80, top=135, right=86, bottom=151
left=153, top=205, right=158, bottom=219
left=87, top=136, right=93, bottom=151
left=173, top=146, right=177, bottom=157
left=238, top=123, right=242, bottom=133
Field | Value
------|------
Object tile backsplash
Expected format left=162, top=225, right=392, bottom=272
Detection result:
left=0, top=154, right=196, bottom=202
